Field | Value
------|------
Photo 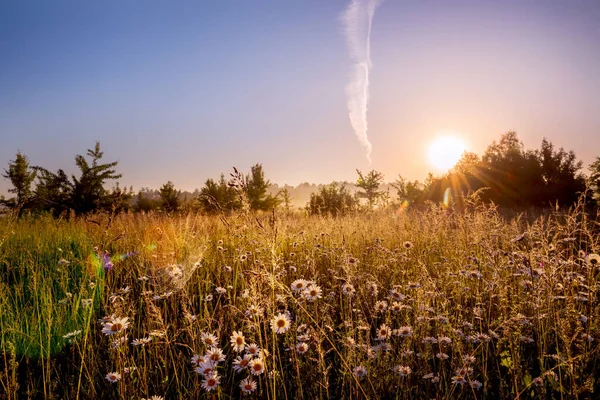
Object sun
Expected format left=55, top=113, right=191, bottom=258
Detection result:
left=428, top=136, right=466, bottom=172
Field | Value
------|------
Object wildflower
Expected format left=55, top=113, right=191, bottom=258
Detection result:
left=296, top=342, right=309, bottom=354
left=205, top=294, right=213, bottom=302
left=206, top=347, right=226, bottom=363
left=462, top=321, right=474, bottom=330
left=131, top=337, right=152, bottom=347
left=533, top=377, right=544, bottom=386
left=581, top=333, right=594, bottom=343
left=586, top=253, right=600, bottom=266
left=230, top=331, right=246, bottom=352
left=215, top=287, right=227, bottom=294
left=240, top=254, right=248, bottom=262
left=436, top=352, right=449, bottom=360
left=191, top=354, right=206, bottom=366
left=470, top=380, right=482, bottom=390
left=374, top=300, right=388, bottom=313
left=201, top=332, right=219, bottom=347
left=194, top=361, right=217, bottom=377
left=105, top=372, right=121, bottom=383
left=393, top=365, right=412, bottom=376
left=390, top=301, right=403, bottom=312
left=342, top=283, right=355, bottom=296
left=463, top=355, right=476, bottom=364
left=101, top=317, right=130, bottom=336
left=438, top=336, right=452, bottom=345
left=271, top=313, right=291, bottom=334
left=249, top=358, right=266, bottom=376
left=303, top=285, right=323, bottom=302
left=201, top=373, right=221, bottom=392
left=403, top=241, right=413, bottom=249
left=451, top=375, right=467, bottom=386
left=353, top=365, right=367, bottom=378
left=376, top=324, right=392, bottom=341
left=422, top=372, right=435, bottom=379
left=422, top=336, right=438, bottom=344
left=476, top=333, right=491, bottom=343
left=82, top=298, right=93, bottom=307
left=245, top=343, right=260, bottom=357
left=232, top=354, right=253, bottom=372
left=394, top=326, right=414, bottom=337
left=368, top=282, right=379, bottom=296
left=456, top=367, right=473, bottom=376
left=142, top=397, right=164, bottom=400
left=240, top=376, right=257, bottom=394
left=245, top=304, right=263, bottom=318
left=406, top=282, right=421, bottom=290
left=519, top=336, right=534, bottom=344
left=389, top=288, right=406, bottom=301
left=291, top=279, right=308, bottom=292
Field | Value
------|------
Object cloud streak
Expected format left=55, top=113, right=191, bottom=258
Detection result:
left=342, top=0, right=383, bottom=164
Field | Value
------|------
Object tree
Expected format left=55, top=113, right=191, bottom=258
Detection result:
left=245, top=164, right=280, bottom=211
left=536, top=138, right=585, bottom=206
left=32, top=168, right=73, bottom=215
left=2, top=151, right=37, bottom=213
left=198, top=174, right=241, bottom=214
left=134, top=188, right=161, bottom=212
left=355, top=169, right=384, bottom=210
left=589, top=157, right=600, bottom=205
left=278, top=187, right=293, bottom=211
left=159, top=181, right=181, bottom=212
left=70, top=142, right=122, bottom=214
left=307, top=183, right=357, bottom=217
left=391, top=175, right=425, bottom=206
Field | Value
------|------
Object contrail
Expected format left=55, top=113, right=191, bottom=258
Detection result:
left=342, top=0, right=383, bottom=165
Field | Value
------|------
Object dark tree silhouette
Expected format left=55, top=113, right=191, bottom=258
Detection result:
left=159, top=181, right=181, bottom=212
left=2, top=151, right=37, bottom=214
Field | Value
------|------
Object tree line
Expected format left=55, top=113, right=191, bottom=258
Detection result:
left=2, top=132, right=600, bottom=217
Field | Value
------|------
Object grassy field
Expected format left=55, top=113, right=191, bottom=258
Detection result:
left=0, top=200, right=599, bottom=399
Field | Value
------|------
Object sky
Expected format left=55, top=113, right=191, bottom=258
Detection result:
left=1, top=0, right=599, bottom=194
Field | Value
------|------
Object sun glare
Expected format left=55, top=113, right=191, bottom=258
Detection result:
left=428, top=136, right=466, bottom=172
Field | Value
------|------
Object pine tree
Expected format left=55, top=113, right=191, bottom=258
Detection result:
left=159, top=181, right=181, bottom=212
left=70, top=142, right=123, bottom=214
left=245, top=164, right=280, bottom=211
left=2, top=151, right=37, bottom=214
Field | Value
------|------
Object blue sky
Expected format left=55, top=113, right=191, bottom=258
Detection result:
left=1, top=0, right=599, bottom=193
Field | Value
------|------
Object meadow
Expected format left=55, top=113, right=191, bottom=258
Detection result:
left=0, top=198, right=598, bottom=399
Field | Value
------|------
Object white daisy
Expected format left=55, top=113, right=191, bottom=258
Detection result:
left=232, top=354, right=253, bottom=373
left=249, top=358, right=266, bottom=376
left=239, top=377, right=257, bottom=394
left=201, top=373, right=221, bottom=392
left=270, top=313, right=291, bottom=334
left=230, top=331, right=246, bottom=352
left=296, top=342, right=309, bottom=354
left=105, top=372, right=121, bottom=383
left=101, top=317, right=130, bottom=336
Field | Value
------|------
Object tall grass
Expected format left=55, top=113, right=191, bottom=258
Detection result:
left=0, top=201, right=598, bottom=399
